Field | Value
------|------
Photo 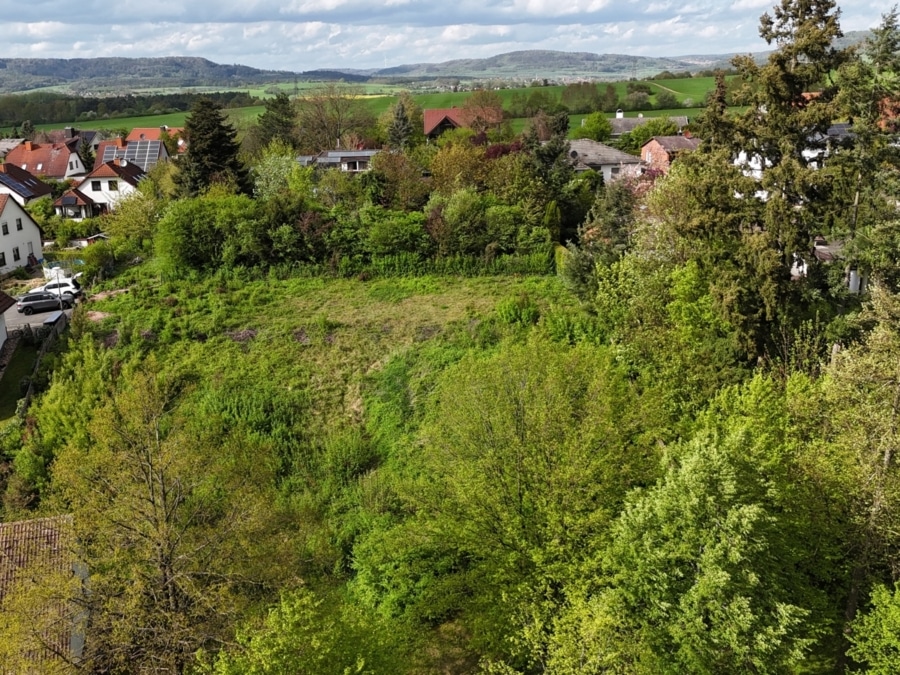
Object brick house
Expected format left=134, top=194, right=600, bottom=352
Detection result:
left=640, top=135, right=700, bottom=172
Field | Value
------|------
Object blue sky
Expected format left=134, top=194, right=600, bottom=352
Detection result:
left=1, top=1, right=889, bottom=72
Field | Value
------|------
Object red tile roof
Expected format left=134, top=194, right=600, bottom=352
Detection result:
left=126, top=126, right=183, bottom=142
left=424, top=108, right=468, bottom=136
left=4, top=141, right=79, bottom=179
left=0, top=193, right=9, bottom=214
left=53, top=188, right=96, bottom=207
left=0, top=515, right=77, bottom=664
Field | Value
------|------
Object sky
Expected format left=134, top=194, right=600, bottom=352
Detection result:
left=0, top=0, right=890, bottom=72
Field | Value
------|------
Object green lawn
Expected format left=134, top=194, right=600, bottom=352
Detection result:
left=0, top=340, right=37, bottom=422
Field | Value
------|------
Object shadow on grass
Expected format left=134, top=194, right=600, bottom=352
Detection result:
left=0, top=341, right=38, bottom=423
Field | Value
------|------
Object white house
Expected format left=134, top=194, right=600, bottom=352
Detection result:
left=62, top=158, right=145, bottom=217
left=0, top=195, right=43, bottom=276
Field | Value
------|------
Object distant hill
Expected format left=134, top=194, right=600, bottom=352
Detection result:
left=0, top=35, right=872, bottom=95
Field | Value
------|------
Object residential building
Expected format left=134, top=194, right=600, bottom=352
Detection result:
left=53, top=188, right=99, bottom=221
left=4, top=140, right=88, bottom=180
left=0, top=290, right=14, bottom=351
left=609, top=110, right=690, bottom=139
left=297, top=149, right=380, bottom=172
left=0, top=163, right=52, bottom=206
left=424, top=108, right=468, bottom=139
left=0, top=515, right=85, bottom=669
left=94, top=137, right=169, bottom=172
left=567, top=139, right=644, bottom=182
left=640, top=135, right=701, bottom=172
left=0, top=195, right=43, bottom=275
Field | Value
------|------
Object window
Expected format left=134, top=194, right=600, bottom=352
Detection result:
left=91, top=181, right=101, bottom=192
left=12, top=247, right=20, bottom=262
left=69, top=161, right=74, bottom=170
left=108, top=180, right=118, bottom=191
left=1, top=222, right=7, bottom=235
left=15, top=218, right=22, bottom=231
left=0, top=252, right=5, bottom=266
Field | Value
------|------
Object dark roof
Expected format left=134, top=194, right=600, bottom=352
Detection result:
left=53, top=188, right=96, bottom=207
left=0, top=163, right=52, bottom=201
left=0, top=290, right=15, bottom=314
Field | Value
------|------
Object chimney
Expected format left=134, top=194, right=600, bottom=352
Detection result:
left=24, top=141, right=32, bottom=151
left=115, top=137, right=125, bottom=148
left=616, top=109, right=624, bottom=119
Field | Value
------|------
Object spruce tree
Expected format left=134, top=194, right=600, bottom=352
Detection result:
left=176, top=98, right=249, bottom=197
left=257, top=92, right=298, bottom=149
left=386, top=100, right=412, bottom=150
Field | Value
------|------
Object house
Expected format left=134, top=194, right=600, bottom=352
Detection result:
left=0, top=515, right=86, bottom=669
left=424, top=108, right=468, bottom=139
left=4, top=140, right=88, bottom=180
left=43, top=127, right=102, bottom=157
left=53, top=188, right=99, bottom=221
left=567, top=139, right=644, bottom=182
left=0, top=195, right=43, bottom=275
left=0, top=139, right=25, bottom=160
left=297, top=149, right=380, bottom=172
left=641, top=135, right=701, bottom=172
left=126, top=126, right=185, bottom=155
left=0, top=164, right=53, bottom=206
left=55, top=157, right=144, bottom=220
left=0, top=290, right=14, bottom=352
left=609, top=110, right=690, bottom=139
left=790, top=236, right=866, bottom=294
left=94, top=137, right=169, bottom=172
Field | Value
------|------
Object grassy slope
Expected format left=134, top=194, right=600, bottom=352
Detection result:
left=90, top=273, right=574, bottom=430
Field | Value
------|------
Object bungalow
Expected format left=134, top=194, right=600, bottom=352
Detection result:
left=0, top=195, right=43, bottom=275
left=567, top=139, right=644, bottom=182
left=4, top=140, right=88, bottom=180
left=424, top=108, right=468, bottom=140
left=297, top=149, right=380, bottom=172
left=0, top=164, right=52, bottom=206
left=641, top=135, right=701, bottom=172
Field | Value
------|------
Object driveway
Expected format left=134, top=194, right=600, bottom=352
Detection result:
left=3, top=297, right=74, bottom=331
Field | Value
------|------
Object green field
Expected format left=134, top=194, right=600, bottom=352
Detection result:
left=16, top=79, right=720, bottom=138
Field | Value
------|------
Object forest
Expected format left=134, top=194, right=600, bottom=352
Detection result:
left=2, top=0, right=900, bottom=672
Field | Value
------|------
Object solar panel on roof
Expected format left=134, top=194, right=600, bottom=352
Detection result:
left=61, top=195, right=76, bottom=205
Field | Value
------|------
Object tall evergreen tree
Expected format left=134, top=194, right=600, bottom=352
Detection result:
left=386, top=100, right=412, bottom=150
left=257, top=92, right=298, bottom=149
left=176, top=98, right=249, bottom=197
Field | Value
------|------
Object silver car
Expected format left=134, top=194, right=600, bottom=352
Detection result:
left=16, top=292, right=75, bottom=315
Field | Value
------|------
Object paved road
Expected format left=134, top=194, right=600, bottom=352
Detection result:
left=3, top=296, right=74, bottom=331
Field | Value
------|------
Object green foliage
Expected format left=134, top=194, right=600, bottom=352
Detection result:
left=571, top=111, right=612, bottom=141
left=176, top=97, right=250, bottom=197
left=849, top=584, right=900, bottom=674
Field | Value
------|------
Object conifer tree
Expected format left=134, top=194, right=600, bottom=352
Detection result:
left=386, top=100, right=412, bottom=150
left=176, top=98, right=249, bottom=197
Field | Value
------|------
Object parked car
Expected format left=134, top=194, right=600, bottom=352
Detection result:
left=28, top=278, right=82, bottom=298
left=16, top=292, right=75, bottom=315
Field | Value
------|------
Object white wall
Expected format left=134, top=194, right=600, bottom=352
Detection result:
left=81, top=176, right=136, bottom=210
left=0, top=199, right=43, bottom=275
